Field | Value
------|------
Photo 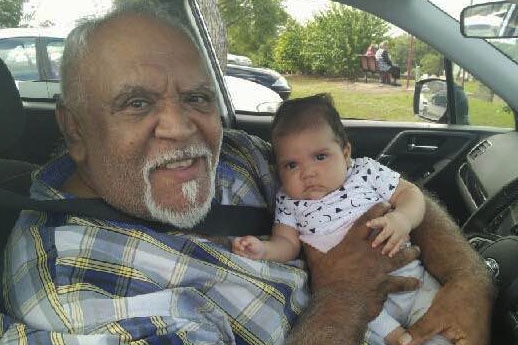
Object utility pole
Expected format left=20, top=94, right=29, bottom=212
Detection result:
left=406, top=34, right=414, bottom=89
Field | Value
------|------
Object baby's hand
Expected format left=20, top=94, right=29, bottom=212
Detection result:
left=366, top=211, right=412, bottom=257
left=232, top=236, right=266, bottom=260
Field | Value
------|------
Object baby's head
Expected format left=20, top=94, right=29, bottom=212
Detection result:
left=271, top=93, right=352, bottom=200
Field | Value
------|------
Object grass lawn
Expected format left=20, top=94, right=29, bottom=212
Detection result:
left=286, top=75, right=514, bottom=128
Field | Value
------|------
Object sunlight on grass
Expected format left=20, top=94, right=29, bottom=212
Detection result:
left=286, top=75, right=514, bottom=128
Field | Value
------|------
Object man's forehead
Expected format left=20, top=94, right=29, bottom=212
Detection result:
left=92, top=14, right=193, bottom=51
left=86, top=16, right=208, bottom=78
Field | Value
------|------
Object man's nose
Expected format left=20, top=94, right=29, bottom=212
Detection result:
left=154, top=100, right=197, bottom=140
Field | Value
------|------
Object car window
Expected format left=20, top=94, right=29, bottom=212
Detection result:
left=0, top=37, right=39, bottom=81
left=2, top=0, right=516, bottom=129
left=428, top=0, right=518, bottom=64
left=44, top=38, right=65, bottom=80
left=215, top=0, right=515, bottom=129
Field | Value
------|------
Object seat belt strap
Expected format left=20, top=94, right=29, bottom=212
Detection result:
left=0, top=188, right=273, bottom=236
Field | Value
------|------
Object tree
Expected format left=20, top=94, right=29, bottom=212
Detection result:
left=391, top=34, right=443, bottom=78
left=273, top=18, right=305, bottom=73
left=0, top=0, right=24, bottom=28
left=274, top=3, right=389, bottom=77
left=218, top=0, right=287, bottom=66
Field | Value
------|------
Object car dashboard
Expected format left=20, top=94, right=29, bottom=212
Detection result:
left=456, top=130, right=518, bottom=344
left=458, top=131, right=518, bottom=239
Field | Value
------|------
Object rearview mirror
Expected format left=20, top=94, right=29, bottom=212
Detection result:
left=461, top=1, right=518, bottom=38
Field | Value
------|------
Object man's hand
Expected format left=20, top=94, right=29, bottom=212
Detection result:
left=287, top=202, right=421, bottom=345
left=304, top=202, right=421, bottom=320
left=402, top=196, right=495, bottom=345
left=404, top=276, right=492, bottom=345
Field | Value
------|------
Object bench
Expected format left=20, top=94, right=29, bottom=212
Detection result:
left=357, top=54, right=380, bottom=82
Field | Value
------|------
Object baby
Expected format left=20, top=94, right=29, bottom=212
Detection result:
left=232, top=93, right=451, bottom=345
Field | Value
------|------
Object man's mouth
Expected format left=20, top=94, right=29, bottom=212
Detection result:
left=162, top=158, right=195, bottom=170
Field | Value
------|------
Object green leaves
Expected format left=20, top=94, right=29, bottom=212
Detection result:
left=274, top=4, right=388, bottom=78
left=218, top=0, right=287, bottom=66
left=0, top=0, right=23, bottom=28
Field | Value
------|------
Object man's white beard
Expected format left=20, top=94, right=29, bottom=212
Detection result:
left=143, top=145, right=217, bottom=229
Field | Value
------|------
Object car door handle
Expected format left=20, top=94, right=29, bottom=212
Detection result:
left=407, top=142, right=438, bottom=152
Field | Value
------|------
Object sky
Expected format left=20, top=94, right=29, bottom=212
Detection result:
left=23, top=0, right=467, bottom=28
left=284, top=0, right=330, bottom=23
left=23, top=0, right=112, bottom=29
left=24, top=0, right=331, bottom=27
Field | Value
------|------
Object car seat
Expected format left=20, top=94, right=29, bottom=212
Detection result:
left=0, top=57, right=38, bottom=312
left=0, top=58, right=28, bottom=161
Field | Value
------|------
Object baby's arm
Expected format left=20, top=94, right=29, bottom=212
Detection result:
left=232, top=223, right=300, bottom=262
left=367, top=178, right=425, bottom=256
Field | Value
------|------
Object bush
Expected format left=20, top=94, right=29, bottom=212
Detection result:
left=274, top=4, right=389, bottom=78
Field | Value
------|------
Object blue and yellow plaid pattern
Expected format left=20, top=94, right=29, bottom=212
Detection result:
left=0, top=129, right=310, bottom=344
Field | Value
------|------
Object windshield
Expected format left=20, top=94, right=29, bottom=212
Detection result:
left=429, top=0, right=518, bottom=64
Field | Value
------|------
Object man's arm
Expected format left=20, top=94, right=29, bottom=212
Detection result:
left=287, top=203, right=421, bottom=345
left=405, top=196, right=495, bottom=345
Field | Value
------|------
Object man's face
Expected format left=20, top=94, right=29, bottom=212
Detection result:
left=71, top=15, right=222, bottom=228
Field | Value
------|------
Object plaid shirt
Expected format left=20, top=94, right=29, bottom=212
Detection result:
left=0, top=129, right=310, bottom=345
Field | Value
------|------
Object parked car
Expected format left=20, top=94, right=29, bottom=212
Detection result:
left=0, top=28, right=280, bottom=114
left=0, top=27, right=66, bottom=101
left=225, top=63, right=292, bottom=100
left=224, top=75, right=282, bottom=113
left=1, top=0, right=518, bottom=344
left=227, top=53, right=252, bottom=66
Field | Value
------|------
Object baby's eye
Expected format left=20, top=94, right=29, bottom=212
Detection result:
left=285, top=162, right=297, bottom=170
left=316, top=153, right=327, bottom=160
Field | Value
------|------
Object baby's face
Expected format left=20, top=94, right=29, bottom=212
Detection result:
left=275, top=124, right=350, bottom=200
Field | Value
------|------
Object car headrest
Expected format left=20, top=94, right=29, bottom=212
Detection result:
left=0, top=58, right=27, bottom=160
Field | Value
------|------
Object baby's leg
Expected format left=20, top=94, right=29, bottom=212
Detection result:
left=423, top=334, right=452, bottom=345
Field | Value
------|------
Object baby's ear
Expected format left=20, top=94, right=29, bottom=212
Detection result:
left=343, top=142, right=352, bottom=159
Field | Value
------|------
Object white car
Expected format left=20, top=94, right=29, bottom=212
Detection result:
left=227, top=53, right=252, bottom=66
left=224, top=75, right=282, bottom=113
left=0, top=28, right=281, bottom=114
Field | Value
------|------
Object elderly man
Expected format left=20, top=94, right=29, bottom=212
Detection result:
left=1, top=3, right=492, bottom=345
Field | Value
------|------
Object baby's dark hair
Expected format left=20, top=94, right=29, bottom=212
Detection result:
left=271, top=93, right=349, bottom=150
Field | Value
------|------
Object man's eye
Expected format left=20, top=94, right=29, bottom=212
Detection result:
left=182, top=93, right=215, bottom=113
left=316, top=153, right=327, bottom=160
left=128, top=99, right=150, bottom=109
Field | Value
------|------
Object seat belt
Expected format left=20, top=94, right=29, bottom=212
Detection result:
left=0, top=188, right=273, bottom=237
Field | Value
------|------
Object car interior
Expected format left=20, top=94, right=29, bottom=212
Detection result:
left=1, top=0, right=518, bottom=343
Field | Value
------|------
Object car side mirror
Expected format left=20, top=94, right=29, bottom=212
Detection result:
left=461, top=1, right=518, bottom=38
left=414, top=78, right=470, bottom=125
left=413, top=78, right=448, bottom=123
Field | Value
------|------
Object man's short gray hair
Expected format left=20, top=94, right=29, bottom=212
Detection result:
left=60, top=1, right=201, bottom=116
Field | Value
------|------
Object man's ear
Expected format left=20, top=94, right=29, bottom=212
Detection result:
left=56, top=100, right=86, bottom=162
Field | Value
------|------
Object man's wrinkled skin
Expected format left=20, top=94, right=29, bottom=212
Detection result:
left=287, top=199, right=494, bottom=345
